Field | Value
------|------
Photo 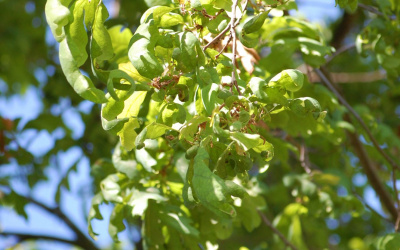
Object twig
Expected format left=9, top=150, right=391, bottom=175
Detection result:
left=215, top=35, right=233, bottom=58
left=314, top=69, right=400, bottom=173
left=358, top=3, right=396, bottom=20
left=230, top=0, right=242, bottom=95
left=203, top=24, right=231, bottom=51
left=299, top=143, right=312, bottom=174
left=23, top=196, right=99, bottom=250
left=0, top=232, right=78, bottom=247
left=325, top=43, right=355, bottom=65
left=257, top=211, right=298, bottom=250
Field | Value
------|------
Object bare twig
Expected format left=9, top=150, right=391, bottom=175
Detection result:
left=314, top=69, right=400, bottom=173
left=257, top=211, right=299, bottom=250
left=203, top=24, right=231, bottom=51
left=299, top=143, right=312, bottom=174
left=0, top=232, right=78, bottom=248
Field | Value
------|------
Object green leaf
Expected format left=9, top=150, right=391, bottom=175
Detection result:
left=179, top=116, right=210, bottom=141
left=201, top=83, right=220, bottom=115
left=45, top=0, right=70, bottom=42
left=135, top=122, right=173, bottom=148
left=160, top=13, right=184, bottom=27
left=128, top=20, right=164, bottom=79
left=106, top=69, right=136, bottom=101
left=158, top=210, right=200, bottom=236
left=88, top=193, right=104, bottom=239
left=109, top=203, right=126, bottom=241
left=192, top=143, right=236, bottom=217
left=158, top=103, right=186, bottom=126
left=100, top=174, right=124, bottom=203
left=135, top=148, right=157, bottom=172
left=65, top=0, right=88, bottom=66
left=229, top=132, right=260, bottom=151
left=269, top=69, right=304, bottom=92
left=289, top=97, right=323, bottom=120
left=59, top=39, right=107, bottom=103
left=112, top=144, right=140, bottom=179
left=128, top=189, right=168, bottom=216
left=242, top=11, right=270, bottom=34
left=108, top=25, right=133, bottom=64
left=118, top=118, right=139, bottom=151
left=375, top=233, right=400, bottom=250
left=91, top=3, right=114, bottom=61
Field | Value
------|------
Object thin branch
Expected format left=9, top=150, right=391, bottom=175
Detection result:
left=23, top=196, right=99, bottom=250
left=230, top=0, right=242, bottom=95
left=299, top=143, right=312, bottom=174
left=358, top=3, right=396, bottom=20
left=346, top=118, right=398, bottom=220
left=257, top=211, right=299, bottom=250
left=325, top=43, right=355, bottom=65
left=215, top=35, right=233, bottom=58
left=392, top=170, right=400, bottom=232
left=203, top=24, right=231, bottom=51
left=314, top=69, right=400, bottom=172
left=0, top=232, right=78, bottom=248
left=352, top=190, right=392, bottom=223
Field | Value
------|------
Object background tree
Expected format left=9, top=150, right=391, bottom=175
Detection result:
left=1, top=0, right=400, bottom=249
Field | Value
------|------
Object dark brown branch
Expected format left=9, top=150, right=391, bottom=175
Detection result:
left=315, top=69, right=400, bottom=173
left=0, top=232, right=78, bottom=248
left=346, top=130, right=398, bottom=219
left=257, top=211, right=299, bottom=250
left=23, top=196, right=99, bottom=250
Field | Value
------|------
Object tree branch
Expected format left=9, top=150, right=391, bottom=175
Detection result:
left=230, top=0, right=242, bottom=95
left=346, top=129, right=398, bottom=220
left=257, top=211, right=298, bottom=250
left=325, top=43, right=355, bottom=65
left=0, top=232, right=78, bottom=248
left=314, top=69, right=400, bottom=172
left=358, top=3, right=396, bottom=20
left=203, top=24, right=231, bottom=51
left=23, top=196, right=99, bottom=250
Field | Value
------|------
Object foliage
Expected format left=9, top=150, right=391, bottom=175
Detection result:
left=2, top=0, right=400, bottom=249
